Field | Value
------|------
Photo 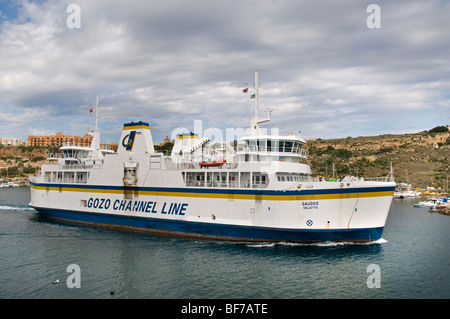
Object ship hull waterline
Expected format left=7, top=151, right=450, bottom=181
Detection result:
left=29, top=180, right=394, bottom=243
left=30, top=206, right=385, bottom=243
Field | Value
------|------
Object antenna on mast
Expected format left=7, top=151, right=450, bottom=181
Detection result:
left=249, top=69, right=271, bottom=134
left=90, top=95, right=111, bottom=131
left=95, top=95, right=99, bottom=131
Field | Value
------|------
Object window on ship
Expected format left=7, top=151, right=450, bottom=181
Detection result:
left=276, top=173, right=311, bottom=182
left=183, top=171, right=268, bottom=188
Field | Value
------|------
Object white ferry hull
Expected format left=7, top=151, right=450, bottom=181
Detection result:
left=29, top=181, right=394, bottom=242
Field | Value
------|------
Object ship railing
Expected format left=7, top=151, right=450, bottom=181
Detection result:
left=363, top=176, right=395, bottom=182
left=236, top=145, right=308, bottom=158
left=60, top=164, right=95, bottom=170
left=164, top=158, right=239, bottom=170
left=312, top=176, right=394, bottom=182
left=363, top=165, right=395, bottom=182
left=300, top=148, right=309, bottom=158
left=43, top=177, right=89, bottom=184
left=46, top=153, right=63, bottom=160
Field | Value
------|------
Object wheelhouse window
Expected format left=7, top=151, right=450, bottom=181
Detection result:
left=63, top=149, right=74, bottom=158
left=257, top=140, right=266, bottom=152
left=248, top=140, right=257, bottom=152
left=278, top=140, right=285, bottom=152
left=62, top=149, right=89, bottom=159
left=284, top=141, right=293, bottom=152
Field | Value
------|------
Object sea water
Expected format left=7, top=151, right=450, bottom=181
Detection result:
left=0, top=187, right=449, bottom=299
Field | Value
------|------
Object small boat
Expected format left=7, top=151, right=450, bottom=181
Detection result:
left=429, top=202, right=450, bottom=214
left=0, top=168, right=20, bottom=187
left=394, top=189, right=420, bottom=199
left=0, top=181, right=20, bottom=188
left=393, top=192, right=404, bottom=199
left=413, top=197, right=447, bottom=208
left=199, top=159, right=226, bottom=167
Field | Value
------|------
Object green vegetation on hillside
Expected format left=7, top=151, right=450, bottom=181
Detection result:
left=306, top=127, right=449, bottom=188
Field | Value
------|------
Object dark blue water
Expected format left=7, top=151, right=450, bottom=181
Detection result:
left=0, top=187, right=449, bottom=299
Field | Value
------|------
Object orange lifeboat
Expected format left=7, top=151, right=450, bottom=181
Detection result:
left=199, top=159, right=226, bottom=167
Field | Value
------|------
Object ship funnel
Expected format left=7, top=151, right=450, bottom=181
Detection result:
left=171, top=132, right=209, bottom=164
left=117, top=121, right=155, bottom=156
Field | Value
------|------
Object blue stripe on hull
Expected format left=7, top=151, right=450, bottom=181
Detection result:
left=32, top=207, right=384, bottom=243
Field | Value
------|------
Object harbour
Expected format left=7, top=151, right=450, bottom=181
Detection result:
left=1, top=186, right=449, bottom=299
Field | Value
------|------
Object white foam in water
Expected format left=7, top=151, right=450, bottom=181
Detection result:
left=247, top=243, right=276, bottom=248
left=368, top=238, right=388, bottom=245
left=0, top=205, right=35, bottom=211
left=247, top=238, right=388, bottom=248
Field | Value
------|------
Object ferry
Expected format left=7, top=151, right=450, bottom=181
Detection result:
left=29, top=71, right=396, bottom=242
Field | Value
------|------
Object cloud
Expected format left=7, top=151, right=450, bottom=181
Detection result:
left=0, top=0, right=449, bottom=144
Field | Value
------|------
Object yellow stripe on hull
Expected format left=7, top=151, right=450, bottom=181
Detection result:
left=30, top=184, right=393, bottom=201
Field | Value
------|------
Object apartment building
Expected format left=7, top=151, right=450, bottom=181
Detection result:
left=1, top=137, right=21, bottom=146
left=27, top=132, right=93, bottom=147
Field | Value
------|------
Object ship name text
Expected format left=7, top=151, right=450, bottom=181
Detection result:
left=302, top=201, right=319, bottom=210
left=87, top=197, right=188, bottom=215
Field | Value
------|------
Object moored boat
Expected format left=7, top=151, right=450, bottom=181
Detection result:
left=414, top=196, right=449, bottom=208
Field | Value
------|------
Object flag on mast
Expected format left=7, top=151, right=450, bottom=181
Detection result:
left=243, top=82, right=249, bottom=93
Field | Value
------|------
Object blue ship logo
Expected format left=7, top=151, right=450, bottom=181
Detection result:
left=122, top=131, right=141, bottom=151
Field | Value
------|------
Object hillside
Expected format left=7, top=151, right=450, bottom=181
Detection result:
left=1, top=127, right=449, bottom=189
left=305, top=127, right=449, bottom=188
left=0, top=145, right=57, bottom=183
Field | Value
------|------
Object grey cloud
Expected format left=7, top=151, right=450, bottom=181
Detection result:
left=0, top=0, right=449, bottom=142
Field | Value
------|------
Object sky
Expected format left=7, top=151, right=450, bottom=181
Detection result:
left=0, top=0, right=449, bottom=144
